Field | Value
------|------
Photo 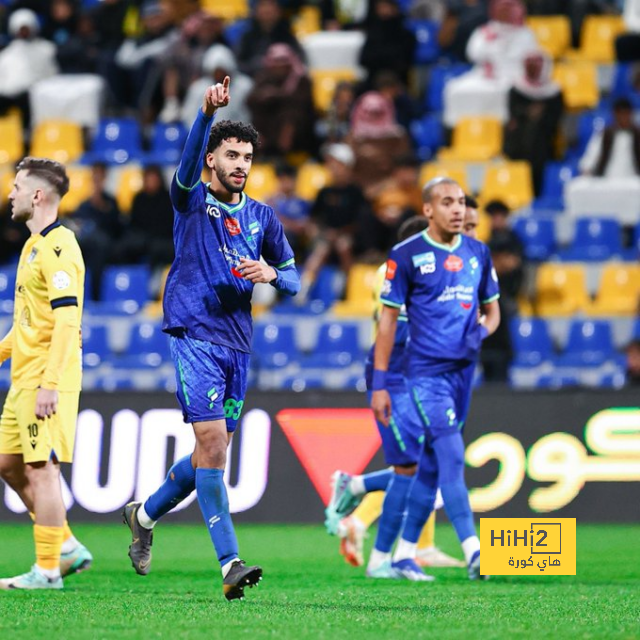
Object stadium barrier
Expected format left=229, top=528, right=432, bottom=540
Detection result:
left=0, top=389, right=638, bottom=523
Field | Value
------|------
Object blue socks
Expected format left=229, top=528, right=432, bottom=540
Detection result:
left=399, top=449, right=438, bottom=543
left=195, top=468, right=239, bottom=566
left=374, top=473, right=414, bottom=552
left=363, top=469, right=393, bottom=492
left=144, top=455, right=196, bottom=521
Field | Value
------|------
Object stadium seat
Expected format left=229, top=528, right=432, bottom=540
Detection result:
left=534, top=373, right=580, bottom=389
left=310, top=69, right=358, bottom=113
left=252, top=323, right=298, bottom=368
left=567, top=15, right=626, bottom=63
left=558, top=218, right=623, bottom=262
left=223, top=19, right=250, bottom=47
left=406, top=19, right=440, bottom=64
left=292, top=5, right=321, bottom=39
left=555, top=319, right=615, bottom=366
left=309, top=266, right=343, bottom=310
left=85, top=118, right=143, bottom=165
left=510, top=317, right=555, bottom=367
left=419, top=162, right=469, bottom=193
left=58, top=166, right=93, bottom=215
left=553, top=62, right=599, bottom=110
left=526, top=15, right=571, bottom=59
left=425, top=63, right=471, bottom=112
left=101, top=265, right=150, bottom=310
left=535, top=264, right=590, bottom=316
left=410, top=114, right=445, bottom=161
left=439, top=117, right=502, bottom=162
left=480, top=162, right=534, bottom=210
left=0, top=115, right=24, bottom=165
left=145, top=123, right=187, bottom=165
left=244, top=164, right=278, bottom=202
left=280, top=374, right=325, bottom=391
left=0, top=171, right=13, bottom=202
left=623, top=222, right=640, bottom=261
left=590, top=263, right=640, bottom=316
left=0, top=266, right=16, bottom=301
left=512, top=218, right=557, bottom=261
left=304, top=321, right=362, bottom=367
left=572, top=109, right=613, bottom=158
left=302, top=31, right=365, bottom=71
left=202, top=0, right=248, bottom=20
left=296, top=162, right=330, bottom=200
left=532, top=161, right=579, bottom=211
left=82, top=324, right=110, bottom=368
left=333, top=264, right=379, bottom=317
left=128, top=321, right=170, bottom=359
left=116, top=166, right=144, bottom=214
left=30, top=120, right=83, bottom=164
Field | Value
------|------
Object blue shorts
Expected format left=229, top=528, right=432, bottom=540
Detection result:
left=408, top=363, right=475, bottom=442
left=368, top=386, right=423, bottom=466
left=170, top=335, right=250, bottom=432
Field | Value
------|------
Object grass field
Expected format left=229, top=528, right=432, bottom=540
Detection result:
left=0, top=523, right=638, bottom=639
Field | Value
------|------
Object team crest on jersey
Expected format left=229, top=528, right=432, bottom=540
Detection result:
left=224, top=217, right=241, bottom=236
left=27, top=248, right=38, bottom=263
left=444, top=255, right=463, bottom=272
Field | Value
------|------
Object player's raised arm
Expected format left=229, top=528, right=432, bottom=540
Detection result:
left=174, top=76, right=231, bottom=196
left=0, top=327, right=13, bottom=364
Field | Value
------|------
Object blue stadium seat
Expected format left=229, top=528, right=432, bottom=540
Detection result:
left=280, top=374, right=325, bottom=391
left=145, top=123, right=187, bottom=165
left=632, top=317, right=640, bottom=339
left=252, top=323, right=298, bottom=367
left=570, top=109, right=613, bottom=159
left=272, top=266, right=342, bottom=315
left=93, top=376, right=135, bottom=391
left=611, top=63, right=640, bottom=107
left=532, top=161, right=578, bottom=212
left=558, top=218, right=622, bottom=262
left=100, top=265, right=150, bottom=310
left=0, top=266, right=16, bottom=300
left=410, top=114, right=444, bottom=161
left=512, top=218, right=557, bottom=261
left=84, top=118, right=143, bottom=165
left=82, top=324, right=111, bottom=368
left=510, top=318, right=554, bottom=367
left=535, top=373, right=580, bottom=389
left=303, top=321, right=361, bottom=367
left=223, top=19, right=250, bottom=48
left=425, top=63, right=471, bottom=112
left=128, top=321, right=170, bottom=359
left=406, top=20, right=441, bottom=64
left=555, top=320, right=615, bottom=367
left=622, top=221, right=640, bottom=261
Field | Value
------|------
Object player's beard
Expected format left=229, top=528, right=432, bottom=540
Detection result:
left=217, top=166, right=246, bottom=194
left=10, top=203, right=34, bottom=223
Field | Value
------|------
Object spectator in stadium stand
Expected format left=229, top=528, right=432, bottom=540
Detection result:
left=65, top=163, right=122, bottom=301
left=503, top=50, right=563, bottom=196
left=179, top=44, right=253, bottom=128
left=88, top=0, right=128, bottom=51
left=579, top=97, right=640, bottom=178
left=111, top=0, right=179, bottom=116
left=319, top=0, right=369, bottom=29
left=347, top=91, right=412, bottom=191
left=625, top=338, right=640, bottom=385
left=297, top=143, right=370, bottom=304
left=442, top=0, right=538, bottom=127
left=55, top=8, right=103, bottom=74
left=235, top=0, right=303, bottom=78
left=267, top=163, right=312, bottom=260
left=113, top=165, right=174, bottom=271
left=438, top=0, right=488, bottom=62
left=315, top=81, right=356, bottom=145
left=616, top=0, right=640, bottom=61
left=0, top=9, right=58, bottom=126
left=246, top=43, right=317, bottom=159
left=481, top=199, right=524, bottom=382
left=0, top=202, right=29, bottom=265
left=359, top=0, right=416, bottom=88
left=157, top=11, right=230, bottom=123
left=358, top=154, right=424, bottom=261
left=41, top=0, right=78, bottom=46
left=373, top=70, right=420, bottom=133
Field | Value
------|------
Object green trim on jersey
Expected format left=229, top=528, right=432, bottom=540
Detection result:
left=422, top=230, right=462, bottom=253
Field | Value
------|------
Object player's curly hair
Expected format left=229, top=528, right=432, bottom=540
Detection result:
left=16, top=157, right=69, bottom=198
left=206, top=120, right=260, bottom=155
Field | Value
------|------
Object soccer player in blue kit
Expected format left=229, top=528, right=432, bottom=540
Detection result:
left=371, top=177, right=500, bottom=580
left=123, top=77, right=300, bottom=600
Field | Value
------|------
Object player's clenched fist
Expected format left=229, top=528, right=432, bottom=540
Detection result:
left=202, top=75, right=231, bottom=117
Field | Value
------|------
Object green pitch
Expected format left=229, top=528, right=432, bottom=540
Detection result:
left=0, top=523, right=638, bottom=639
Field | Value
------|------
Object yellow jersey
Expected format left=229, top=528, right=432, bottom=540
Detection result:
left=10, top=220, right=84, bottom=391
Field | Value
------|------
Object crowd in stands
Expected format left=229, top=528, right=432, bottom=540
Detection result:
left=0, top=0, right=639, bottom=391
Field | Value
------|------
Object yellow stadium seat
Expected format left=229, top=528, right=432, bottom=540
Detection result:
left=439, top=117, right=503, bottom=162
left=0, top=116, right=24, bottom=165
left=204, top=0, right=248, bottom=20
left=476, top=209, right=491, bottom=243
left=419, top=162, right=469, bottom=193
left=30, top=120, right=83, bottom=164
left=144, top=265, right=171, bottom=317
left=245, top=164, right=278, bottom=202
left=535, top=264, right=590, bottom=316
left=0, top=171, right=14, bottom=200
left=553, top=62, right=599, bottom=110
left=589, top=263, right=640, bottom=316
left=59, top=166, right=92, bottom=215
left=526, top=16, right=571, bottom=59
left=333, top=264, right=379, bottom=317
left=480, top=162, right=533, bottom=210
left=293, top=5, right=321, bottom=39
left=566, top=15, right=626, bottom=63
left=116, top=166, right=144, bottom=214
left=296, top=162, right=330, bottom=200
left=310, top=69, right=357, bottom=113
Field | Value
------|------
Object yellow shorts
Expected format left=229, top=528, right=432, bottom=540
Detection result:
left=0, top=386, right=80, bottom=464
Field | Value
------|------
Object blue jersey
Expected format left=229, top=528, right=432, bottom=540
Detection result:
left=162, top=111, right=298, bottom=353
left=381, top=230, right=499, bottom=377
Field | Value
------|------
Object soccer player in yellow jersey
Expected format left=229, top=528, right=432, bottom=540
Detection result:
left=0, top=157, right=92, bottom=590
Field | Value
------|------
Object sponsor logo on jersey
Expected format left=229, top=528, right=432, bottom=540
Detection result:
left=412, top=252, right=435, bottom=268
left=225, top=217, right=242, bottom=236
left=437, top=284, right=473, bottom=303
left=381, top=279, right=392, bottom=296
left=444, top=255, right=463, bottom=272
left=386, top=259, right=397, bottom=280
left=460, top=302, right=472, bottom=310
left=249, top=221, right=260, bottom=235
left=470, top=256, right=479, bottom=270
left=52, top=270, right=71, bottom=290
left=206, top=204, right=221, bottom=218
left=491, top=267, right=498, bottom=282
